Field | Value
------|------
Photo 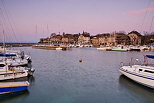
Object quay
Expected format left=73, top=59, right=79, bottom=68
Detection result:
left=0, top=43, right=36, bottom=47
left=32, top=44, right=69, bottom=50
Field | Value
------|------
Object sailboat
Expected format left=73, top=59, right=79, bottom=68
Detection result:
left=119, top=55, right=154, bottom=89
left=0, top=30, right=32, bottom=66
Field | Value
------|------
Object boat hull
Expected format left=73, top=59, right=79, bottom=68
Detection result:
left=112, top=48, right=128, bottom=52
left=119, top=67, right=154, bottom=88
left=0, top=86, right=28, bottom=94
left=0, top=71, right=28, bottom=81
left=0, top=81, right=29, bottom=94
left=97, top=48, right=111, bottom=51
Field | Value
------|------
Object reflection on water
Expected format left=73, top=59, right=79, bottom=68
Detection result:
left=119, top=75, right=154, bottom=102
left=1, top=47, right=154, bottom=103
left=0, top=90, right=29, bottom=102
left=0, top=76, right=35, bottom=103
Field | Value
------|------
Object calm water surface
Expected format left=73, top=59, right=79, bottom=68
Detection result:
left=1, top=47, right=154, bottom=103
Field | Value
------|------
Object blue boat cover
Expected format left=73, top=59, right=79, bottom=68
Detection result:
left=145, top=55, right=154, bottom=59
left=0, top=54, right=16, bottom=57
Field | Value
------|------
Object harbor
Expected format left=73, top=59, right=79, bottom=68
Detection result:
left=0, top=47, right=154, bottom=103
left=0, top=0, right=154, bottom=102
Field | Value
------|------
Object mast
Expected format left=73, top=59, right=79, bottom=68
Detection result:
left=35, top=24, right=38, bottom=43
left=2, top=30, right=7, bottom=73
left=3, top=29, right=5, bottom=53
left=149, top=16, right=154, bottom=33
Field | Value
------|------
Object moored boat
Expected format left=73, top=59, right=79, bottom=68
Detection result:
left=0, top=63, right=31, bottom=80
left=0, top=81, right=29, bottom=94
left=145, top=55, right=154, bottom=59
left=111, top=45, right=129, bottom=52
left=97, top=46, right=112, bottom=51
left=119, top=56, right=154, bottom=88
left=111, top=48, right=128, bottom=52
left=56, top=47, right=63, bottom=50
left=0, top=50, right=32, bottom=66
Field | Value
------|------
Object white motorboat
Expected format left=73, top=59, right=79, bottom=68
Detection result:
left=0, top=63, right=29, bottom=80
left=0, top=57, right=28, bottom=66
left=56, top=47, right=62, bottom=50
left=119, top=56, right=154, bottom=89
left=97, top=46, right=112, bottom=51
left=97, top=47, right=112, bottom=51
left=0, top=50, right=32, bottom=66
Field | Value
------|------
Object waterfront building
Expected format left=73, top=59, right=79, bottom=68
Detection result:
left=38, top=30, right=152, bottom=46
left=62, top=33, right=74, bottom=44
left=114, top=33, right=130, bottom=46
left=97, top=33, right=111, bottom=46
left=49, top=35, right=62, bottom=44
left=39, top=38, right=50, bottom=43
left=73, top=34, right=80, bottom=44
left=78, top=31, right=91, bottom=44
left=91, top=36, right=99, bottom=46
left=96, top=33, right=130, bottom=46
left=142, top=34, right=154, bottom=45
left=128, top=31, right=142, bottom=45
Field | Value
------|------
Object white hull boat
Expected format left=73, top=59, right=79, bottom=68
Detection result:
left=0, top=58, right=28, bottom=66
left=120, top=65, right=154, bottom=88
left=97, top=47, right=112, bottom=51
left=0, top=63, right=30, bottom=80
left=56, top=47, right=62, bottom=50
left=0, top=70, right=28, bottom=80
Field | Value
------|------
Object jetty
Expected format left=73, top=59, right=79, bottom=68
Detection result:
left=0, top=43, right=36, bottom=47
left=32, top=44, right=69, bottom=50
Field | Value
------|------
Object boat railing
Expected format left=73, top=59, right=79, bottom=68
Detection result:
left=120, top=60, right=154, bottom=67
left=120, top=57, right=152, bottom=67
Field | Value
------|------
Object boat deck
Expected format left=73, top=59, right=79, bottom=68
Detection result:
left=0, top=81, right=29, bottom=88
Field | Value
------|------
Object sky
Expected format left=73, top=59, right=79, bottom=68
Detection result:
left=0, top=0, right=154, bottom=43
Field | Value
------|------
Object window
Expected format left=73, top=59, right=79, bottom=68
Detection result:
left=144, top=70, right=154, bottom=73
left=139, top=69, right=142, bottom=71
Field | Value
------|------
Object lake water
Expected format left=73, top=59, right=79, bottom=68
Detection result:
left=1, top=47, right=154, bottom=103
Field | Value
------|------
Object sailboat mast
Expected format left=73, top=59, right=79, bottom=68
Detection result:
left=3, top=29, right=6, bottom=53
left=149, top=16, right=154, bottom=33
left=2, top=30, right=7, bottom=73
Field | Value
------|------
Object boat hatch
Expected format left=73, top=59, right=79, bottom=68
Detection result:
left=144, top=70, right=154, bottom=73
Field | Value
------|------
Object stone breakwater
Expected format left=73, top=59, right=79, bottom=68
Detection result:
left=0, top=43, right=37, bottom=47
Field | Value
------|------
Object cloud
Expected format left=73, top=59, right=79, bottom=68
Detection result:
left=129, top=7, right=154, bottom=15
left=151, top=1, right=154, bottom=5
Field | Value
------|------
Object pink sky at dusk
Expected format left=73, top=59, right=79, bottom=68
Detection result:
left=129, top=7, right=154, bottom=15
left=0, top=0, right=154, bottom=42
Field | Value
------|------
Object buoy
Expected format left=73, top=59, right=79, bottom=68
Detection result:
left=79, top=59, right=82, bottom=62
